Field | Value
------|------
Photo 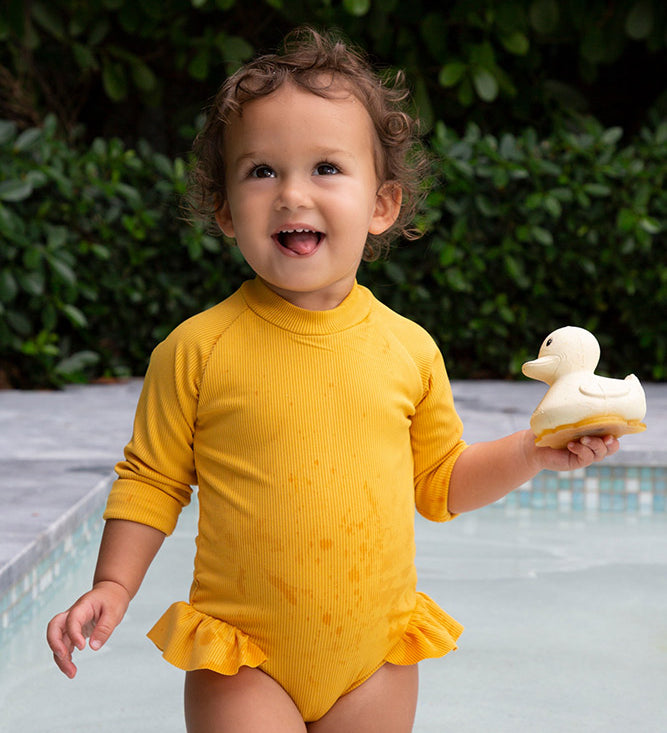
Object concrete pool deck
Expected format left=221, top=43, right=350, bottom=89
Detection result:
left=1, top=380, right=666, bottom=733
left=1, top=379, right=666, bottom=601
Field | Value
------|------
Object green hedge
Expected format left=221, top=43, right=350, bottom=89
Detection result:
left=3, top=1, right=666, bottom=146
left=0, top=115, right=250, bottom=387
left=1, top=114, right=665, bottom=387
left=362, top=115, right=667, bottom=380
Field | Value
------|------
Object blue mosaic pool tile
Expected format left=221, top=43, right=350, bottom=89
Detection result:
left=492, top=465, right=667, bottom=514
left=0, top=513, right=103, bottom=642
left=572, top=492, right=585, bottom=511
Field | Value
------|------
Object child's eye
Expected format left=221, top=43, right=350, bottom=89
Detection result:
left=250, top=165, right=276, bottom=179
left=314, top=162, right=340, bottom=176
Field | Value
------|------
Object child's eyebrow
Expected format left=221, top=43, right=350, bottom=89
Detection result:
left=231, top=148, right=356, bottom=169
left=230, top=151, right=263, bottom=168
left=316, top=148, right=356, bottom=161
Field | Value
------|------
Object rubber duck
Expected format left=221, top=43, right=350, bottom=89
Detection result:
left=522, top=326, right=647, bottom=449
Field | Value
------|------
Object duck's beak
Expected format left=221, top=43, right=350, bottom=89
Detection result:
left=522, top=355, right=560, bottom=384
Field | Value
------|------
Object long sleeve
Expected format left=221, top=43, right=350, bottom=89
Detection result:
left=412, top=348, right=467, bottom=522
left=104, top=333, right=200, bottom=535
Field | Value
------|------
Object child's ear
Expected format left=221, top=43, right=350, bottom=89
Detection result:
left=215, top=201, right=235, bottom=238
left=369, top=182, right=402, bottom=235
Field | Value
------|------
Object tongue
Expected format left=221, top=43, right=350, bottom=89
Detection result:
left=282, top=231, right=319, bottom=255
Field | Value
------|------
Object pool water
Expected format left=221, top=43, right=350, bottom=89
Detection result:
left=1, top=503, right=666, bottom=733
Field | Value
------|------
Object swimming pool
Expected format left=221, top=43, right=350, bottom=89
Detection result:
left=2, top=499, right=666, bottom=733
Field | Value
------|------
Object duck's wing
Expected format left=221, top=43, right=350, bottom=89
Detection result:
left=578, top=375, right=633, bottom=399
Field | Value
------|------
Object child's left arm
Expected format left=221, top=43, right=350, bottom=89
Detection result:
left=447, top=429, right=619, bottom=514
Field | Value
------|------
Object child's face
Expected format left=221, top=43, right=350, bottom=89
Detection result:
left=216, top=82, right=400, bottom=310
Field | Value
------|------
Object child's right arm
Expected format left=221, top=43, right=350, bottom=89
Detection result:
left=46, top=518, right=165, bottom=678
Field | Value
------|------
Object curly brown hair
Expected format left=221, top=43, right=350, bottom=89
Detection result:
left=187, top=26, right=430, bottom=260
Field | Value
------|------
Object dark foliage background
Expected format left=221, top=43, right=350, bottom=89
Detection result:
left=1, top=0, right=665, bottom=386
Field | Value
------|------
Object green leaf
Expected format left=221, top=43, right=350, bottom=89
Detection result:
left=23, top=245, right=43, bottom=269
left=102, top=61, right=128, bottom=101
left=188, top=51, right=209, bottom=81
left=343, top=0, right=371, bottom=17
left=0, top=203, right=23, bottom=240
left=439, top=62, right=467, bottom=88
left=445, top=268, right=469, bottom=292
left=0, top=180, right=33, bottom=202
left=72, top=42, right=98, bottom=72
left=655, top=122, right=667, bottom=145
left=532, top=226, right=553, bottom=246
left=617, top=208, right=637, bottom=231
left=529, top=0, right=559, bottom=35
left=8, top=310, right=32, bottom=336
left=625, top=1, right=654, bottom=41
left=26, top=170, right=48, bottom=188
left=0, top=271, right=18, bottom=303
left=543, top=195, right=562, bottom=218
left=583, top=183, right=611, bottom=197
left=384, top=261, right=406, bottom=285
left=457, top=78, right=474, bottom=106
left=47, top=256, right=77, bottom=287
left=639, top=217, right=661, bottom=235
left=218, top=35, right=254, bottom=63
left=472, top=68, right=499, bottom=102
left=17, top=271, right=45, bottom=296
left=31, top=2, right=66, bottom=41
left=61, top=304, right=88, bottom=328
left=14, top=127, right=43, bottom=151
left=500, top=31, right=529, bottom=56
left=504, top=253, right=530, bottom=289
left=54, top=350, right=100, bottom=375
left=474, top=194, right=499, bottom=217
left=47, top=225, right=68, bottom=249
left=601, top=127, right=623, bottom=146
left=90, top=243, right=112, bottom=260
left=88, top=19, right=110, bottom=46
left=0, top=120, right=17, bottom=145
left=131, top=60, right=157, bottom=92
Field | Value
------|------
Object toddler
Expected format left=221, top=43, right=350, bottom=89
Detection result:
left=47, top=27, right=618, bottom=733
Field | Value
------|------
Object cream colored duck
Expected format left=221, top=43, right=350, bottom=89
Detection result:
left=522, top=326, right=647, bottom=449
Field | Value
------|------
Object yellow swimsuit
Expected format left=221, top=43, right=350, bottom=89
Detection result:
left=104, top=278, right=466, bottom=722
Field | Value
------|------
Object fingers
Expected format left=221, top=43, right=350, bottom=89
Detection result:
left=567, top=435, right=619, bottom=465
left=46, top=612, right=79, bottom=679
left=46, top=599, right=118, bottom=678
left=46, top=583, right=131, bottom=678
left=88, top=604, right=124, bottom=651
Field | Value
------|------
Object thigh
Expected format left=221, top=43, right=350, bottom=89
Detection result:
left=307, top=663, right=419, bottom=733
left=185, top=667, right=307, bottom=733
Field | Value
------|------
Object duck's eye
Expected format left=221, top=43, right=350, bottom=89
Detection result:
left=546, top=338, right=553, bottom=347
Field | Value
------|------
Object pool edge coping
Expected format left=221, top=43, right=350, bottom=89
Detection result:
left=0, top=474, right=113, bottom=612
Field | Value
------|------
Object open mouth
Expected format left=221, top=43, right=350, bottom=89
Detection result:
left=274, top=228, right=324, bottom=256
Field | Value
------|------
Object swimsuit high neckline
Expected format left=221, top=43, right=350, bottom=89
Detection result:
left=240, top=278, right=372, bottom=335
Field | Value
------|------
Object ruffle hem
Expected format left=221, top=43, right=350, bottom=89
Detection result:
left=147, top=591, right=463, bottom=675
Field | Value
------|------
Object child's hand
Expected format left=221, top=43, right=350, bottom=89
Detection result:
left=46, top=580, right=130, bottom=678
left=532, top=433, right=620, bottom=472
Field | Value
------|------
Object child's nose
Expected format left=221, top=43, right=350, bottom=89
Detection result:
left=274, top=174, right=312, bottom=211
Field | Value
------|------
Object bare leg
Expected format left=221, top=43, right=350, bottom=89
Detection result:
left=308, top=663, right=418, bottom=733
left=184, top=667, right=307, bottom=733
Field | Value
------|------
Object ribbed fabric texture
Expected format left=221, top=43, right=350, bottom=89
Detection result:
left=105, top=277, right=466, bottom=722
